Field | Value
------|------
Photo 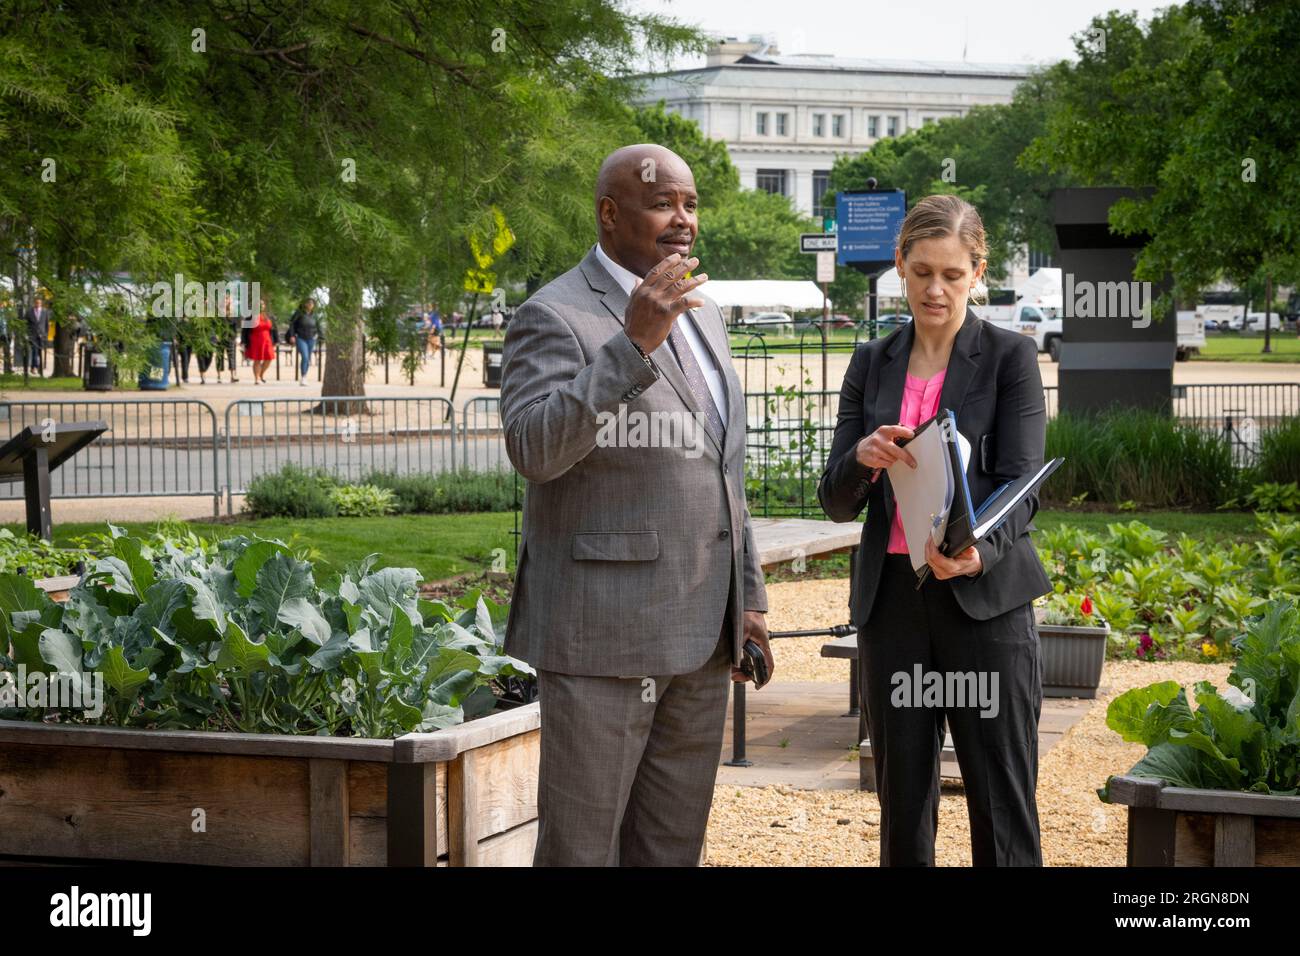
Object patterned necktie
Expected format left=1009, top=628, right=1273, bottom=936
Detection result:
left=628, top=276, right=726, bottom=444
left=666, top=315, right=726, bottom=445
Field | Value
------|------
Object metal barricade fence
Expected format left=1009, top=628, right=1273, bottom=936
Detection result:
left=745, top=389, right=840, bottom=518
left=460, top=396, right=511, bottom=472
left=0, top=398, right=221, bottom=512
left=223, top=396, right=456, bottom=514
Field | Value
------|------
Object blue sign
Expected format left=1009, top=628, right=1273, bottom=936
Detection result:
left=835, top=191, right=906, bottom=265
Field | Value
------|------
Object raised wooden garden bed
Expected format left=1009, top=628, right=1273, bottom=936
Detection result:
left=0, top=702, right=539, bottom=867
left=1107, top=775, right=1300, bottom=867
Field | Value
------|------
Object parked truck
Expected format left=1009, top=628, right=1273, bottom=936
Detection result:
left=973, top=296, right=1205, bottom=361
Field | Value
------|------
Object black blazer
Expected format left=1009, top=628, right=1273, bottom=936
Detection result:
left=818, top=308, right=1052, bottom=627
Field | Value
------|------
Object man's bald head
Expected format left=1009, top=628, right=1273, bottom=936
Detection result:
left=595, top=144, right=699, bottom=278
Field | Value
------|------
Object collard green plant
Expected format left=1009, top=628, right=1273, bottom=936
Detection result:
left=0, top=528, right=533, bottom=738
left=1098, top=601, right=1300, bottom=798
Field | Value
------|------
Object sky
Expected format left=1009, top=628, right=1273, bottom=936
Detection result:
left=626, top=0, right=1177, bottom=67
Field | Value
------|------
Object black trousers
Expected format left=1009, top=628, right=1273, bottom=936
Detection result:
left=860, top=554, right=1043, bottom=866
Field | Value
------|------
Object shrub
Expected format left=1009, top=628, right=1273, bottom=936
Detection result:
left=362, top=469, right=516, bottom=514
left=1255, top=416, right=1300, bottom=485
left=329, top=483, right=397, bottom=517
left=244, top=464, right=338, bottom=518
left=1044, top=411, right=1239, bottom=509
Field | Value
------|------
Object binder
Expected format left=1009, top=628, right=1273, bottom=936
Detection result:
left=886, top=408, right=1063, bottom=585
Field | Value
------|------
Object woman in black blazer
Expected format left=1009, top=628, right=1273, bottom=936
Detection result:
left=818, top=195, right=1051, bottom=866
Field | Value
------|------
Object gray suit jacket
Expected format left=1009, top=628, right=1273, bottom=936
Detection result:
left=500, top=247, right=767, bottom=676
left=818, top=309, right=1053, bottom=626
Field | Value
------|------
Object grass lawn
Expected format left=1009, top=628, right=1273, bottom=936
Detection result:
left=0, top=374, right=85, bottom=391
left=4, top=512, right=518, bottom=584
left=1197, top=333, right=1300, bottom=362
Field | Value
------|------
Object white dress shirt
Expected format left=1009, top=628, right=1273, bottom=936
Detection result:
left=593, top=243, right=728, bottom=421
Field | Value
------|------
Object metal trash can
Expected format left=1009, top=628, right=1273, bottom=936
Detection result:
left=482, top=340, right=504, bottom=388
left=138, top=340, right=172, bottom=391
left=82, top=344, right=114, bottom=391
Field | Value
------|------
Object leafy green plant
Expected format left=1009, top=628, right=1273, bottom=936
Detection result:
left=362, top=469, right=515, bottom=514
left=0, top=529, right=90, bottom=577
left=330, top=484, right=397, bottom=517
left=1098, top=601, right=1300, bottom=798
left=1036, top=516, right=1299, bottom=660
left=244, top=464, right=338, bottom=519
left=0, top=527, right=533, bottom=737
left=1255, top=417, right=1300, bottom=487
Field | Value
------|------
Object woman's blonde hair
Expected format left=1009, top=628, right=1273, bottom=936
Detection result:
left=896, top=194, right=989, bottom=305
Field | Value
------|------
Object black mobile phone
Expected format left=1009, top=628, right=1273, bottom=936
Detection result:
left=740, top=639, right=770, bottom=689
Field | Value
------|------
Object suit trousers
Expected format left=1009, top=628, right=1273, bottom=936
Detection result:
left=532, top=621, right=733, bottom=866
left=861, top=554, right=1043, bottom=866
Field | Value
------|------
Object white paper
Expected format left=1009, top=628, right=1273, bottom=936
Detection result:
left=888, top=420, right=967, bottom=573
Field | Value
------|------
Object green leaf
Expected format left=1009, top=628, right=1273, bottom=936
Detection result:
left=183, top=576, right=227, bottom=637
left=251, top=553, right=314, bottom=621
left=233, top=540, right=287, bottom=597
left=277, top=597, right=331, bottom=646
left=215, top=620, right=270, bottom=673
left=38, top=629, right=86, bottom=695
left=1105, top=680, right=1183, bottom=745
left=0, top=573, right=50, bottom=644
left=112, top=536, right=156, bottom=596
left=101, top=645, right=150, bottom=698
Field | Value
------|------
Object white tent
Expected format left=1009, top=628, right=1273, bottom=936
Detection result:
left=700, top=280, right=830, bottom=311
left=873, top=270, right=904, bottom=298
left=1016, top=267, right=1063, bottom=308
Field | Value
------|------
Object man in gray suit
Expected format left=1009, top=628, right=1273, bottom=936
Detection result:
left=500, top=144, right=773, bottom=866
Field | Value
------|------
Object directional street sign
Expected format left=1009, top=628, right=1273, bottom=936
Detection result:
left=800, top=233, right=838, bottom=254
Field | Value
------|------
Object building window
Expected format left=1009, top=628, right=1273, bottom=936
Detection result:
left=1028, top=248, right=1056, bottom=271
left=755, top=112, right=768, bottom=136
left=832, top=114, right=844, bottom=137
left=887, top=115, right=899, bottom=137
left=868, top=115, right=878, bottom=138
left=755, top=169, right=787, bottom=196
left=776, top=112, right=788, bottom=136
left=812, top=170, right=833, bottom=221
left=812, top=113, right=825, bottom=137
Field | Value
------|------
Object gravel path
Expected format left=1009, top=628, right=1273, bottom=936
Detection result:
left=708, top=577, right=1233, bottom=866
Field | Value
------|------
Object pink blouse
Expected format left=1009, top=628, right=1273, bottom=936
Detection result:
left=886, top=369, right=947, bottom=554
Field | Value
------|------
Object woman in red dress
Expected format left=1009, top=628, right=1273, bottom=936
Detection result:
left=246, top=300, right=276, bottom=384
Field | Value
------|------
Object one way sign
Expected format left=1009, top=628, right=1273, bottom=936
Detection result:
left=800, top=233, right=838, bottom=253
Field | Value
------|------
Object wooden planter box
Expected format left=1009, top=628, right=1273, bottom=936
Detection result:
left=1036, top=614, right=1109, bottom=699
left=0, top=702, right=539, bottom=867
left=1107, top=775, right=1300, bottom=866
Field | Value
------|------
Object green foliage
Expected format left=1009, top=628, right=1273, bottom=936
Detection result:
left=0, top=529, right=89, bottom=577
left=1022, top=2, right=1300, bottom=308
left=831, top=70, right=1074, bottom=283
left=243, top=464, right=516, bottom=517
left=244, top=465, right=338, bottom=519
left=1045, top=411, right=1240, bottom=509
left=363, top=470, right=516, bottom=515
left=1256, top=417, right=1300, bottom=486
left=1037, top=516, right=1299, bottom=661
left=329, top=484, right=397, bottom=518
left=1222, top=482, right=1300, bottom=514
left=0, top=533, right=534, bottom=737
left=1098, top=601, right=1300, bottom=798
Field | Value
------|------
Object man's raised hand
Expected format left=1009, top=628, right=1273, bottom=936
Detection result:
left=624, top=254, right=708, bottom=354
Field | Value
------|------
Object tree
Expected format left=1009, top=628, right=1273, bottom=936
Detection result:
left=1022, top=2, right=1300, bottom=328
left=831, top=71, right=1073, bottom=286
